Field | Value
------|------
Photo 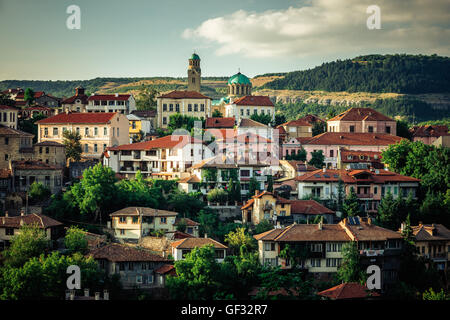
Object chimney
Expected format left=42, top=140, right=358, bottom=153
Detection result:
left=84, top=288, right=89, bottom=297
left=103, top=290, right=109, bottom=300
left=322, top=167, right=326, bottom=173
left=400, top=222, right=405, bottom=232
left=20, top=218, right=24, bottom=226
left=20, top=209, right=25, bottom=216
left=70, top=290, right=75, bottom=300
left=367, top=217, right=372, bottom=225
left=115, top=93, right=119, bottom=97
left=95, top=292, right=101, bottom=300
left=5, top=211, right=8, bottom=217
left=204, top=233, right=208, bottom=239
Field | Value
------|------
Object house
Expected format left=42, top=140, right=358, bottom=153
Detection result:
left=15, top=91, right=60, bottom=108
left=19, top=106, right=55, bottom=120
left=127, top=113, right=152, bottom=141
left=33, top=141, right=66, bottom=167
left=36, top=112, right=129, bottom=159
left=156, top=90, right=212, bottom=128
left=10, top=160, right=63, bottom=194
left=154, top=264, right=177, bottom=288
left=88, top=243, right=170, bottom=289
left=103, top=134, right=211, bottom=179
left=174, top=217, right=200, bottom=237
left=0, top=212, right=63, bottom=249
left=296, top=168, right=420, bottom=214
left=254, top=216, right=403, bottom=290
left=281, top=137, right=312, bottom=159
left=236, top=118, right=273, bottom=140
left=337, top=148, right=384, bottom=170
left=171, top=237, right=228, bottom=262
left=87, top=93, right=136, bottom=115
left=0, top=169, right=12, bottom=211
left=68, top=160, right=97, bottom=179
left=410, top=125, right=449, bottom=145
left=0, top=105, right=19, bottom=129
left=61, top=87, right=90, bottom=113
left=241, top=191, right=335, bottom=226
left=405, top=223, right=450, bottom=272
left=301, top=132, right=403, bottom=168
left=317, top=282, right=380, bottom=300
left=327, top=107, right=397, bottom=135
left=432, top=135, right=450, bottom=148
left=225, top=95, right=275, bottom=124
left=205, top=117, right=235, bottom=129
left=131, top=109, right=157, bottom=131
left=109, top=207, right=179, bottom=241
left=276, top=118, right=312, bottom=139
left=0, top=125, right=34, bottom=170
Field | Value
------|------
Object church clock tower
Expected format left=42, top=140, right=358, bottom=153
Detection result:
left=187, top=53, right=201, bottom=92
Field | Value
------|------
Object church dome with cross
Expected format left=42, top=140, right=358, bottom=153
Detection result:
left=227, top=71, right=252, bottom=97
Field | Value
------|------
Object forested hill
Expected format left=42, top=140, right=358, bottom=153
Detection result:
left=262, top=54, right=450, bottom=94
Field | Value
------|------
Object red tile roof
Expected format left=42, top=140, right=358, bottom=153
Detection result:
left=36, top=112, right=117, bottom=124
left=410, top=224, right=450, bottom=241
left=62, top=94, right=89, bottom=104
left=289, top=200, right=334, bottom=215
left=15, top=91, right=45, bottom=99
left=12, top=160, right=62, bottom=170
left=107, top=135, right=201, bottom=151
left=239, top=118, right=269, bottom=127
left=155, top=264, right=176, bottom=275
left=410, top=125, right=449, bottom=138
left=0, top=213, right=62, bottom=229
left=280, top=119, right=312, bottom=127
left=89, top=243, right=169, bottom=262
left=171, top=237, right=228, bottom=249
left=304, top=132, right=403, bottom=146
left=175, top=217, right=200, bottom=227
left=232, top=95, right=274, bottom=106
left=318, top=283, right=380, bottom=299
left=87, top=94, right=131, bottom=101
left=0, top=105, right=19, bottom=111
left=205, top=117, right=235, bottom=128
left=158, top=90, right=211, bottom=100
left=300, top=114, right=325, bottom=124
left=110, top=207, right=178, bottom=217
left=328, top=108, right=394, bottom=122
left=339, top=149, right=382, bottom=163
left=0, top=169, right=11, bottom=179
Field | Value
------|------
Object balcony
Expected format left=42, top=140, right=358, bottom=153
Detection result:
left=359, top=249, right=384, bottom=257
left=356, top=193, right=373, bottom=199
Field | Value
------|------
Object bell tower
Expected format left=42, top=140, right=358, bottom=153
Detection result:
left=187, top=53, right=201, bottom=92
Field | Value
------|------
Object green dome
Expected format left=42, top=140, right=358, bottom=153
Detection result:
left=228, top=72, right=251, bottom=85
left=190, top=53, right=200, bottom=60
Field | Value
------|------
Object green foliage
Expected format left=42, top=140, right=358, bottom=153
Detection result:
left=264, top=54, right=450, bottom=94
left=167, top=190, right=205, bottom=220
left=2, top=224, right=50, bottom=268
left=201, top=168, right=217, bottom=183
left=226, top=178, right=241, bottom=203
left=64, top=226, right=88, bottom=254
left=308, top=150, right=324, bottom=169
left=18, top=113, right=47, bottom=143
left=250, top=113, right=272, bottom=126
left=312, top=121, right=326, bottom=136
left=285, top=147, right=307, bottom=161
left=248, top=177, right=259, bottom=198
left=176, top=218, right=187, bottom=233
left=422, top=288, right=449, bottom=300
left=167, top=113, right=204, bottom=134
left=117, top=171, right=163, bottom=208
left=28, top=182, right=51, bottom=203
left=224, top=227, right=256, bottom=255
left=135, top=84, right=158, bottom=110
left=396, top=119, right=412, bottom=140
left=24, top=88, right=35, bottom=105
left=378, top=192, right=417, bottom=230
left=273, top=114, right=286, bottom=127
left=342, top=187, right=361, bottom=217
left=254, top=219, right=274, bottom=234
left=63, top=130, right=82, bottom=162
left=337, top=242, right=366, bottom=284
left=212, top=109, right=223, bottom=117
left=207, top=188, right=228, bottom=203
left=266, top=175, right=273, bottom=192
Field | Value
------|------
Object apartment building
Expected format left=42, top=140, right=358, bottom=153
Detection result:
left=10, top=160, right=64, bottom=194
left=156, top=90, right=212, bottom=128
left=127, top=113, right=152, bottom=140
left=0, top=125, right=34, bottom=170
left=277, top=118, right=313, bottom=139
left=302, top=132, right=403, bottom=168
left=410, top=125, right=449, bottom=145
left=171, top=237, right=228, bottom=262
left=225, top=95, right=275, bottom=123
left=337, top=148, right=384, bottom=170
left=87, top=93, right=136, bottom=114
left=33, top=141, right=66, bottom=167
left=254, top=216, right=403, bottom=290
left=0, top=105, right=19, bottom=129
left=61, top=87, right=89, bottom=113
left=327, top=107, right=397, bottom=135
left=296, top=168, right=420, bottom=213
left=36, top=112, right=129, bottom=159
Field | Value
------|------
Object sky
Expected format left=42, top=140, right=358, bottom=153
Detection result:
left=0, top=0, right=449, bottom=80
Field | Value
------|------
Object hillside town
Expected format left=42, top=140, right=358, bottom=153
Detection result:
left=0, top=53, right=449, bottom=301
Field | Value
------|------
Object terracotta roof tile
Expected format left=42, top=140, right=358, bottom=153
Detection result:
left=205, top=117, right=235, bottom=128
left=62, top=94, right=89, bottom=104
left=0, top=169, right=11, bottom=179
left=304, top=132, right=403, bottom=146
left=238, top=118, right=269, bottom=128
left=110, top=207, right=178, bottom=217
left=328, top=108, right=394, bottom=122
left=410, top=224, right=450, bottom=241
left=0, top=213, right=62, bottom=229
left=89, top=243, right=169, bottom=262
left=318, top=282, right=380, bottom=299
left=155, top=264, right=176, bottom=275
left=410, top=125, right=449, bottom=138
left=232, top=95, right=274, bottom=106
left=158, top=90, right=211, bottom=100
left=107, top=135, right=201, bottom=151
left=175, top=217, right=200, bottom=227
left=12, top=160, right=62, bottom=170
left=36, top=112, right=117, bottom=124
left=87, top=94, right=131, bottom=101
left=289, top=200, right=334, bottom=215
left=0, top=105, right=19, bottom=111
left=171, top=237, right=227, bottom=249
left=0, top=125, right=34, bottom=137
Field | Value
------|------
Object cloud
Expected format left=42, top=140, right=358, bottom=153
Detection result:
left=182, top=0, right=450, bottom=58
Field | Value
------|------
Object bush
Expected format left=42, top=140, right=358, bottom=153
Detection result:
left=207, top=188, right=228, bottom=203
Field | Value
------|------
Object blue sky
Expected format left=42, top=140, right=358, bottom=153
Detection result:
left=0, top=0, right=449, bottom=80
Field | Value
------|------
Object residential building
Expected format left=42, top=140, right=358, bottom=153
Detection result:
left=225, top=95, right=275, bottom=123
left=109, top=207, right=179, bottom=241
left=131, top=109, right=157, bottom=131
left=19, top=106, right=55, bottom=120
left=237, top=118, right=273, bottom=140
left=187, top=53, right=201, bottom=92
left=86, top=93, right=136, bottom=114
left=33, top=141, right=66, bottom=167
left=281, top=137, right=311, bottom=159
left=174, top=217, right=200, bottom=237
left=156, top=90, right=212, bottom=128
left=0, top=169, right=12, bottom=211
left=406, top=223, right=450, bottom=272
left=1, top=88, right=23, bottom=100
left=61, top=87, right=89, bottom=113
left=302, top=132, right=403, bottom=168
left=89, top=243, right=170, bottom=289
left=241, top=191, right=335, bottom=226
left=254, top=217, right=403, bottom=291
left=11, top=160, right=63, bottom=194
left=0, top=212, right=63, bottom=249
left=14, top=90, right=60, bottom=108
left=432, top=135, right=450, bottom=148
left=296, top=168, right=420, bottom=214
left=171, top=237, right=228, bottom=262
left=103, top=134, right=211, bottom=179
left=327, top=107, right=397, bottom=135
left=127, top=113, right=152, bottom=141
left=317, top=282, right=380, bottom=300
left=36, top=112, right=129, bottom=159
left=0, top=105, right=19, bottom=129
left=205, top=117, right=235, bottom=129
left=0, top=125, right=34, bottom=169
left=410, top=125, right=449, bottom=145
left=277, top=118, right=313, bottom=139
left=337, top=148, right=384, bottom=170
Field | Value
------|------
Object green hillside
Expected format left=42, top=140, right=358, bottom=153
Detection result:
left=263, top=54, right=450, bottom=94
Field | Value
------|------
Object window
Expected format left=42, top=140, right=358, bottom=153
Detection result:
left=182, top=249, right=191, bottom=258
left=4, top=137, right=8, bottom=145
left=264, top=243, right=275, bottom=251
left=310, top=259, right=321, bottom=267
left=142, top=263, right=147, bottom=270
left=200, top=104, right=204, bottom=112
left=246, top=109, right=250, bottom=116
left=194, top=104, right=198, bottom=112
left=136, top=275, right=142, bottom=284
left=76, top=127, right=80, bottom=135
left=374, top=186, right=378, bottom=195
left=240, top=170, right=250, bottom=177
left=240, top=109, right=244, bottom=116
left=5, top=228, right=14, bottom=236
left=103, top=144, right=107, bottom=151
left=94, top=144, right=98, bottom=153
left=326, top=258, right=342, bottom=267
left=119, top=217, right=127, bottom=223
left=175, top=104, right=180, bottom=112
left=349, top=125, right=355, bottom=132
left=39, top=147, right=42, bottom=154
left=163, top=117, right=167, bottom=125
left=94, top=127, right=98, bottom=136
left=264, top=258, right=277, bottom=266
left=169, top=104, right=173, bottom=112
left=44, top=128, right=48, bottom=136
left=163, top=104, right=167, bottom=111
left=128, top=262, right=134, bottom=271
left=104, top=127, right=107, bottom=135
left=368, top=126, right=373, bottom=133
left=45, top=147, right=49, bottom=154
left=120, top=229, right=125, bottom=235
left=132, top=217, right=139, bottom=224
left=386, top=126, right=391, bottom=134
left=160, top=217, right=167, bottom=224
left=117, top=128, right=119, bottom=136
left=188, top=104, right=192, bottom=112
left=119, top=263, right=125, bottom=271
left=84, top=144, right=88, bottom=153
left=215, top=250, right=225, bottom=259
left=310, top=243, right=322, bottom=252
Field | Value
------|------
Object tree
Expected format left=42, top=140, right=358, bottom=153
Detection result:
left=312, top=121, right=326, bottom=136
left=2, top=224, right=50, bottom=268
left=396, top=120, right=412, bottom=140
left=135, top=84, right=158, bottom=110
left=336, top=179, right=345, bottom=213
left=28, top=182, right=51, bottom=203
left=250, top=113, right=272, bottom=126
left=248, top=177, right=259, bottom=198
left=377, top=192, right=397, bottom=229
left=63, top=130, right=82, bottom=163
left=70, top=163, right=118, bottom=223
left=343, top=187, right=361, bottom=217
left=224, top=227, right=256, bottom=255
left=308, top=150, right=324, bottom=168
left=254, top=219, right=274, bottom=234
left=24, top=88, right=35, bottom=106
left=207, top=188, right=228, bottom=203
left=167, top=190, right=205, bottom=220
left=227, top=178, right=241, bottom=203
left=198, top=209, right=219, bottom=238
left=212, top=109, right=223, bottom=117
left=176, top=218, right=187, bottom=233
left=422, top=288, right=449, bottom=300
left=64, top=226, right=88, bottom=254
left=266, top=175, right=273, bottom=192
left=337, top=242, right=366, bottom=284
left=273, top=114, right=286, bottom=127
left=117, top=171, right=163, bottom=209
